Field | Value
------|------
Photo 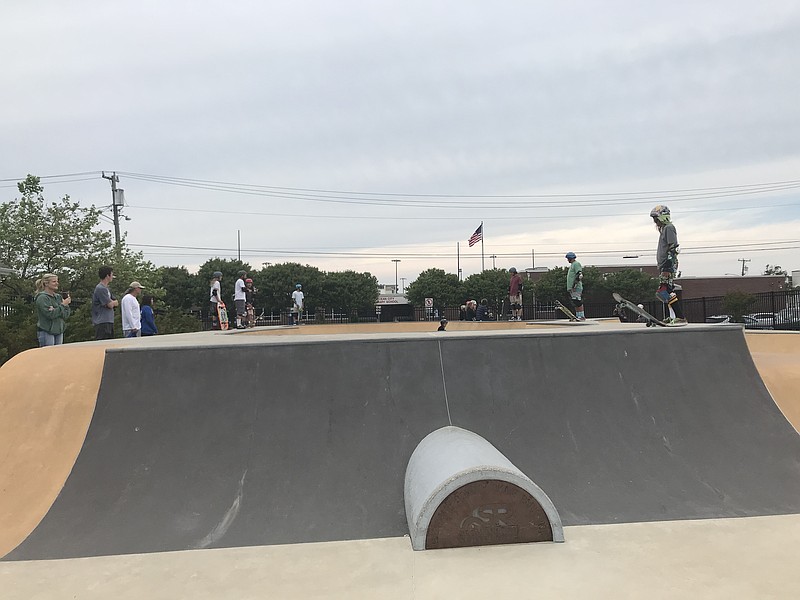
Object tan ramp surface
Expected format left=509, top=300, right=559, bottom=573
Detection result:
left=6, top=325, right=800, bottom=561
left=746, top=331, right=800, bottom=432
left=0, top=345, right=106, bottom=557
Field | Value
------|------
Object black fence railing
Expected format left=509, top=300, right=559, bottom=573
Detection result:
left=5, top=289, right=800, bottom=330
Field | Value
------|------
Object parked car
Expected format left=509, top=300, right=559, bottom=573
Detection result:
left=775, top=308, right=800, bottom=330
left=705, top=315, right=731, bottom=324
left=743, top=312, right=776, bottom=330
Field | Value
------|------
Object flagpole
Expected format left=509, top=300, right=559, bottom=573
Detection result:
left=480, top=221, right=485, bottom=272
left=457, top=242, right=461, bottom=281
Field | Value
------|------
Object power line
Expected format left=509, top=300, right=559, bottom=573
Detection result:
left=125, top=199, right=800, bottom=221
left=116, top=171, right=800, bottom=198
left=119, top=172, right=800, bottom=208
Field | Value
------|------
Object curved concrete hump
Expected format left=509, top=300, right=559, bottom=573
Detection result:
left=404, top=426, right=564, bottom=550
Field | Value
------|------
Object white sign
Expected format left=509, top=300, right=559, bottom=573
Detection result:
left=424, top=297, right=434, bottom=308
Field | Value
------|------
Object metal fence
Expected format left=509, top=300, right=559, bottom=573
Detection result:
left=5, top=289, right=800, bottom=330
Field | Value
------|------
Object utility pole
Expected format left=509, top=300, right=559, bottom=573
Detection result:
left=738, top=258, right=751, bottom=276
left=490, top=254, right=497, bottom=269
left=391, top=259, right=401, bottom=293
left=102, top=171, right=124, bottom=245
left=531, top=249, right=535, bottom=269
left=237, top=230, right=241, bottom=261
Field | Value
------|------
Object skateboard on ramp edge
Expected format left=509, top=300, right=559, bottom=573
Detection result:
left=613, top=292, right=687, bottom=328
left=554, top=300, right=579, bottom=322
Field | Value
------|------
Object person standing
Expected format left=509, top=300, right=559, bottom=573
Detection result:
left=565, top=252, right=586, bottom=321
left=34, top=273, right=71, bottom=346
left=121, top=282, right=145, bottom=338
left=209, top=271, right=223, bottom=329
left=140, top=295, right=158, bottom=336
left=291, top=283, right=304, bottom=325
left=234, top=270, right=248, bottom=329
left=650, top=205, right=686, bottom=324
left=244, top=278, right=258, bottom=327
left=92, top=265, right=118, bottom=340
left=508, top=267, right=523, bottom=321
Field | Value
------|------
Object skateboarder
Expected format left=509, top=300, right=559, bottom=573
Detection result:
left=244, top=278, right=258, bottom=327
left=565, top=252, right=586, bottom=321
left=650, top=205, right=686, bottom=325
left=508, top=267, right=523, bottom=321
left=234, top=270, right=248, bottom=329
left=290, top=283, right=304, bottom=325
left=209, top=271, right=223, bottom=329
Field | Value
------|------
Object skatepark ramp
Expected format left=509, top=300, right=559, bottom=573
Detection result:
left=2, top=325, right=800, bottom=560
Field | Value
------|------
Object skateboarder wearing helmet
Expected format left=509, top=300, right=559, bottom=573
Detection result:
left=565, top=252, right=586, bottom=321
left=508, top=267, right=523, bottom=321
left=650, top=205, right=686, bottom=325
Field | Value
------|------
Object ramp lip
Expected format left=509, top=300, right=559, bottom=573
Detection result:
left=101, top=324, right=732, bottom=353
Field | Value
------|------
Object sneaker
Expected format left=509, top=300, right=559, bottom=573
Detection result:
left=577, top=317, right=586, bottom=321
left=663, top=317, right=687, bottom=326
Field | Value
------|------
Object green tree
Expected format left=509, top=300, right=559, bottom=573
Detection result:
left=532, top=267, right=568, bottom=303
left=320, top=270, right=379, bottom=313
left=253, top=262, right=324, bottom=312
left=591, top=269, right=656, bottom=304
left=155, top=266, right=201, bottom=311
left=0, top=175, right=112, bottom=298
left=462, top=269, right=509, bottom=307
left=723, top=291, right=756, bottom=322
left=405, top=268, right=462, bottom=310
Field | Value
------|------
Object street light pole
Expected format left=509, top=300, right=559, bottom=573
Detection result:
left=391, top=259, right=401, bottom=293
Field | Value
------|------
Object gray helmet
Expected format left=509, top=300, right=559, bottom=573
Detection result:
left=509, top=267, right=517, bottom=273
left=238, top=270, right=247, bottom=277
left=212, top=271, right=223, bottom=279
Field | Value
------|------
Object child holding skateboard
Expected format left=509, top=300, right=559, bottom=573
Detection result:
left=209, top=271, right=223, bottom=329
left=244, top=278, right=258, bottom=327
left=650, top=205, right=686, bottom=325
left=565, top=252, right=586, bottom=321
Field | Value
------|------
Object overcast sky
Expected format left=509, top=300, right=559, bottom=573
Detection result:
left=2, top=1, right=800, bottom=285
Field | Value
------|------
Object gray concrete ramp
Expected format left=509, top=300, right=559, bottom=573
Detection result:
left=6, top=326, right=800, bottom=560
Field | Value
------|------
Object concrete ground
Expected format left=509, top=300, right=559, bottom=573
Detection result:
left=2, top=515, right=799, bottom=599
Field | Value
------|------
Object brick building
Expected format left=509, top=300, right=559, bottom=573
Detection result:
left=673, top=275, right=786, bottom=300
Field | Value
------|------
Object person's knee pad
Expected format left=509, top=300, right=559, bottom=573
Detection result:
left=570, top=297, right=582, bottom=309
left=512, top=302, right=520, bottom=310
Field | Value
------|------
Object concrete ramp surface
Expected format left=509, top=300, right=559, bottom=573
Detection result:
left=5, top=326, right=800, bottom=560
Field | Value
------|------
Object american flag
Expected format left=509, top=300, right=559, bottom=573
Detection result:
left=468, top=224, right=483, bottom=247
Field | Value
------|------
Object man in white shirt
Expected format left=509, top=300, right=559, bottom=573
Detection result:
left=234, top=270, right=248, bottom=329
left=121, top=281, right=145, bottom=338
left=291, top=283, right=304, bottom=325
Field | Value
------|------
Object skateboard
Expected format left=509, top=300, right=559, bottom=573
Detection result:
left=554, top=300, right=578, bottom=321
left=612, top=293, right=687, bottom=328
left=216, top=300, right=230, bottom=331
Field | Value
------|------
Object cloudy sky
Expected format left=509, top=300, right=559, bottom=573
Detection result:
left=2, top=1, right=800, bottom=285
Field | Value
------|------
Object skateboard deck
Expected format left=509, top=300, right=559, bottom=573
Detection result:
left=612, top=293, right=687, bottom=327
left=554, top=300, right=578, bottom=321
left=217, top=300, right=229, bottom=330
